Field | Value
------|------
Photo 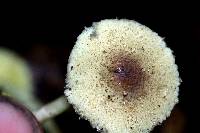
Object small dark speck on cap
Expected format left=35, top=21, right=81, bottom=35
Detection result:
left=71, top=66, right=73, bottom=70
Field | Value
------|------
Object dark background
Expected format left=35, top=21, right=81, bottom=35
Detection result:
left=0, top=5, right=199, bottom=133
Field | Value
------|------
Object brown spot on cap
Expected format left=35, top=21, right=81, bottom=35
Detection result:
left=109, top=54, right=146, bottom=91
left=100, top=52, right=149, bottom=99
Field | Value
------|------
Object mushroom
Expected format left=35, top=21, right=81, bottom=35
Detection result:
left=65, top=19, right=180, bottom=133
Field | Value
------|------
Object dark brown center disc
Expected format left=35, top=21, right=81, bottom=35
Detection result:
left=110, top=55, right=144, bottom=90
left=101, top=52, right=148, bottom=96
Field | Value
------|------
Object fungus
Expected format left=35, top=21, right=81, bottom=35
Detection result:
left=65, top=19, right=180, bottom=133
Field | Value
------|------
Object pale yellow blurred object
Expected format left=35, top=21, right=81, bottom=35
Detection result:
left=0, top=48, right=37, bottom=109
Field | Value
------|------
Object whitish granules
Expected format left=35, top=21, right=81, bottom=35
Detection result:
left=65, top=19, right=180, bottom=133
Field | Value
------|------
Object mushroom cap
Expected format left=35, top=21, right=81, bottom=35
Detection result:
left=65, top=19, right=180, bottom=133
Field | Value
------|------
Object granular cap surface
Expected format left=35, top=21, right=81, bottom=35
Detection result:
left=65, top=19, right=180, bottom=133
